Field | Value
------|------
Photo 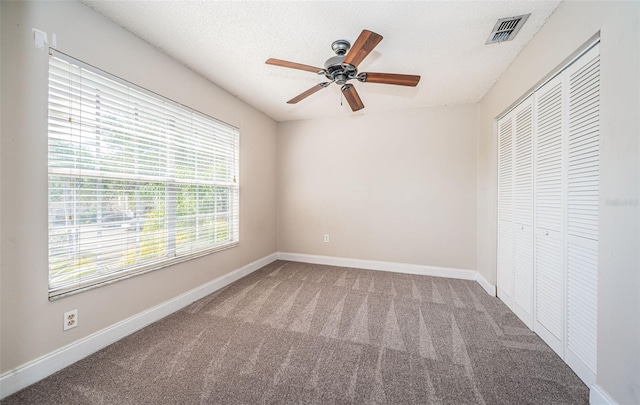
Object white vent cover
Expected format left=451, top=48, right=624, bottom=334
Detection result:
left=486, top=14, right=530, bottom=44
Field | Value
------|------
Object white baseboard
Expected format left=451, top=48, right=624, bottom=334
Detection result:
left=278, top=252, right=496, bottom=297
left=475, top=272, right=496, bottom=297
left=0, top=252, right=278, bottom=400
left=589, top=385, right=618, bottom=405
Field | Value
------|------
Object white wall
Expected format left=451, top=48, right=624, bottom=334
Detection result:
left=278, top=104, right=478, bottom=271
left=0, top=1, right=277, bottom=374
left=478, top=1, right=640, bottom=403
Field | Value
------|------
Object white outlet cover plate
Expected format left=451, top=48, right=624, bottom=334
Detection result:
left=63, top=309, right=78, bottom=331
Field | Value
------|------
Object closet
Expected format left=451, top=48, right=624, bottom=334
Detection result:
left=497, top=43, right=600, bottom=386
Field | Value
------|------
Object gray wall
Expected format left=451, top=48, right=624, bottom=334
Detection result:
left=277, top=105, right=478, bottom=271
left=477, top=1, right=640, bottom=403
left=0, top=1, right=278, bottom=373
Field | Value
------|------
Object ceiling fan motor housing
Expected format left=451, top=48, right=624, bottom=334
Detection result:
left=324, top=55, right=345, bottom=71
left=322, top=56, right=348, bottom=84
left=324, top=39, right=359, bottom=85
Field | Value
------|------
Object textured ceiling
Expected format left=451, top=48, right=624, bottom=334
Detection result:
left=81, top=1, right=560, bottom=122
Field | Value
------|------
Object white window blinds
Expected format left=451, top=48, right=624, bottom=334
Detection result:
left=47, top=51, right=239, bottom=299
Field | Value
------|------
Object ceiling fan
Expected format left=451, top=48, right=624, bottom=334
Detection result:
left=265, top=30, right=420, bottom=112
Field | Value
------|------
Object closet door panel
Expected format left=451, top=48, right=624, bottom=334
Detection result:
left=498, top=116, right=514, bottom=222
left=565, top=44, right=600, bottom=385
left=497, top=114, right=514, bottom=302
left=514, top=100, right=534, bottom=226
left=567, top=49, right=600, bottom=242
left=534, top=74, right=564, bottom=355
left=498, top=221, right=514, bottom=301
left=566, top=237, right=598, bottom=381
left=512, top=97, right=534, bottom=326
left=535, top=77, right=564, bottom=233
left=535, top=228, right=564, bottom=355
left=514, top=224, right=533, bottom=327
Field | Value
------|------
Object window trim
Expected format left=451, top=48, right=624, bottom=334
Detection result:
left=47, top=49, right=240, bottom=301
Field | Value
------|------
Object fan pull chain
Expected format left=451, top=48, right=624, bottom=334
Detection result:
left=340, top=90, right=343, bottom=106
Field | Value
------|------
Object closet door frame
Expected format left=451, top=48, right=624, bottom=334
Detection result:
left=495, top=38, right=601, bottom=387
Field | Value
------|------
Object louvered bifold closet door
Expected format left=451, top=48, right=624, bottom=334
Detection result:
left=564, top=44, right=600, bottom=386
left=512, top=97, right=534, bottom=328
left=534, top=74, right=565, bottom=356
left=497, top=114, right=514, bottom=304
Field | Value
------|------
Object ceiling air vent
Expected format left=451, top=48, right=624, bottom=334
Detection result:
left=486, top=14, right=530, bottom=44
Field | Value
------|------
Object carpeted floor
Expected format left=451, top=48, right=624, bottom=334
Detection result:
left=3, top=261, right=588, bottom=404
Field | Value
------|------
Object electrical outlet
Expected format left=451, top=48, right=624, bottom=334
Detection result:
left=64, top=309, right=78, bottom=331
left=324, top=234, right=329, bottom=243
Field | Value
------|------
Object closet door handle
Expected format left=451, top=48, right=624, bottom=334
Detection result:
left=544, top=230, right=549, bottom=236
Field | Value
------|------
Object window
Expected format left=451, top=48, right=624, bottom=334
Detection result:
left=47, top=51, right=239, bottom=299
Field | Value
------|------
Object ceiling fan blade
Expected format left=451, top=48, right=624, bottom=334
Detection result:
left=341, top=84, right=364, bottom=112
left=342, top=30, right=383, bottom=67
left=362, top=72, right=421, bottom=87
left=287, top=83, right=330, bottom=104
left=266, top=58, right=324, bottom=73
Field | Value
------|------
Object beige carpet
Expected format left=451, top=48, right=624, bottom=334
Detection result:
left=3, top=260, right=588, bottom=404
